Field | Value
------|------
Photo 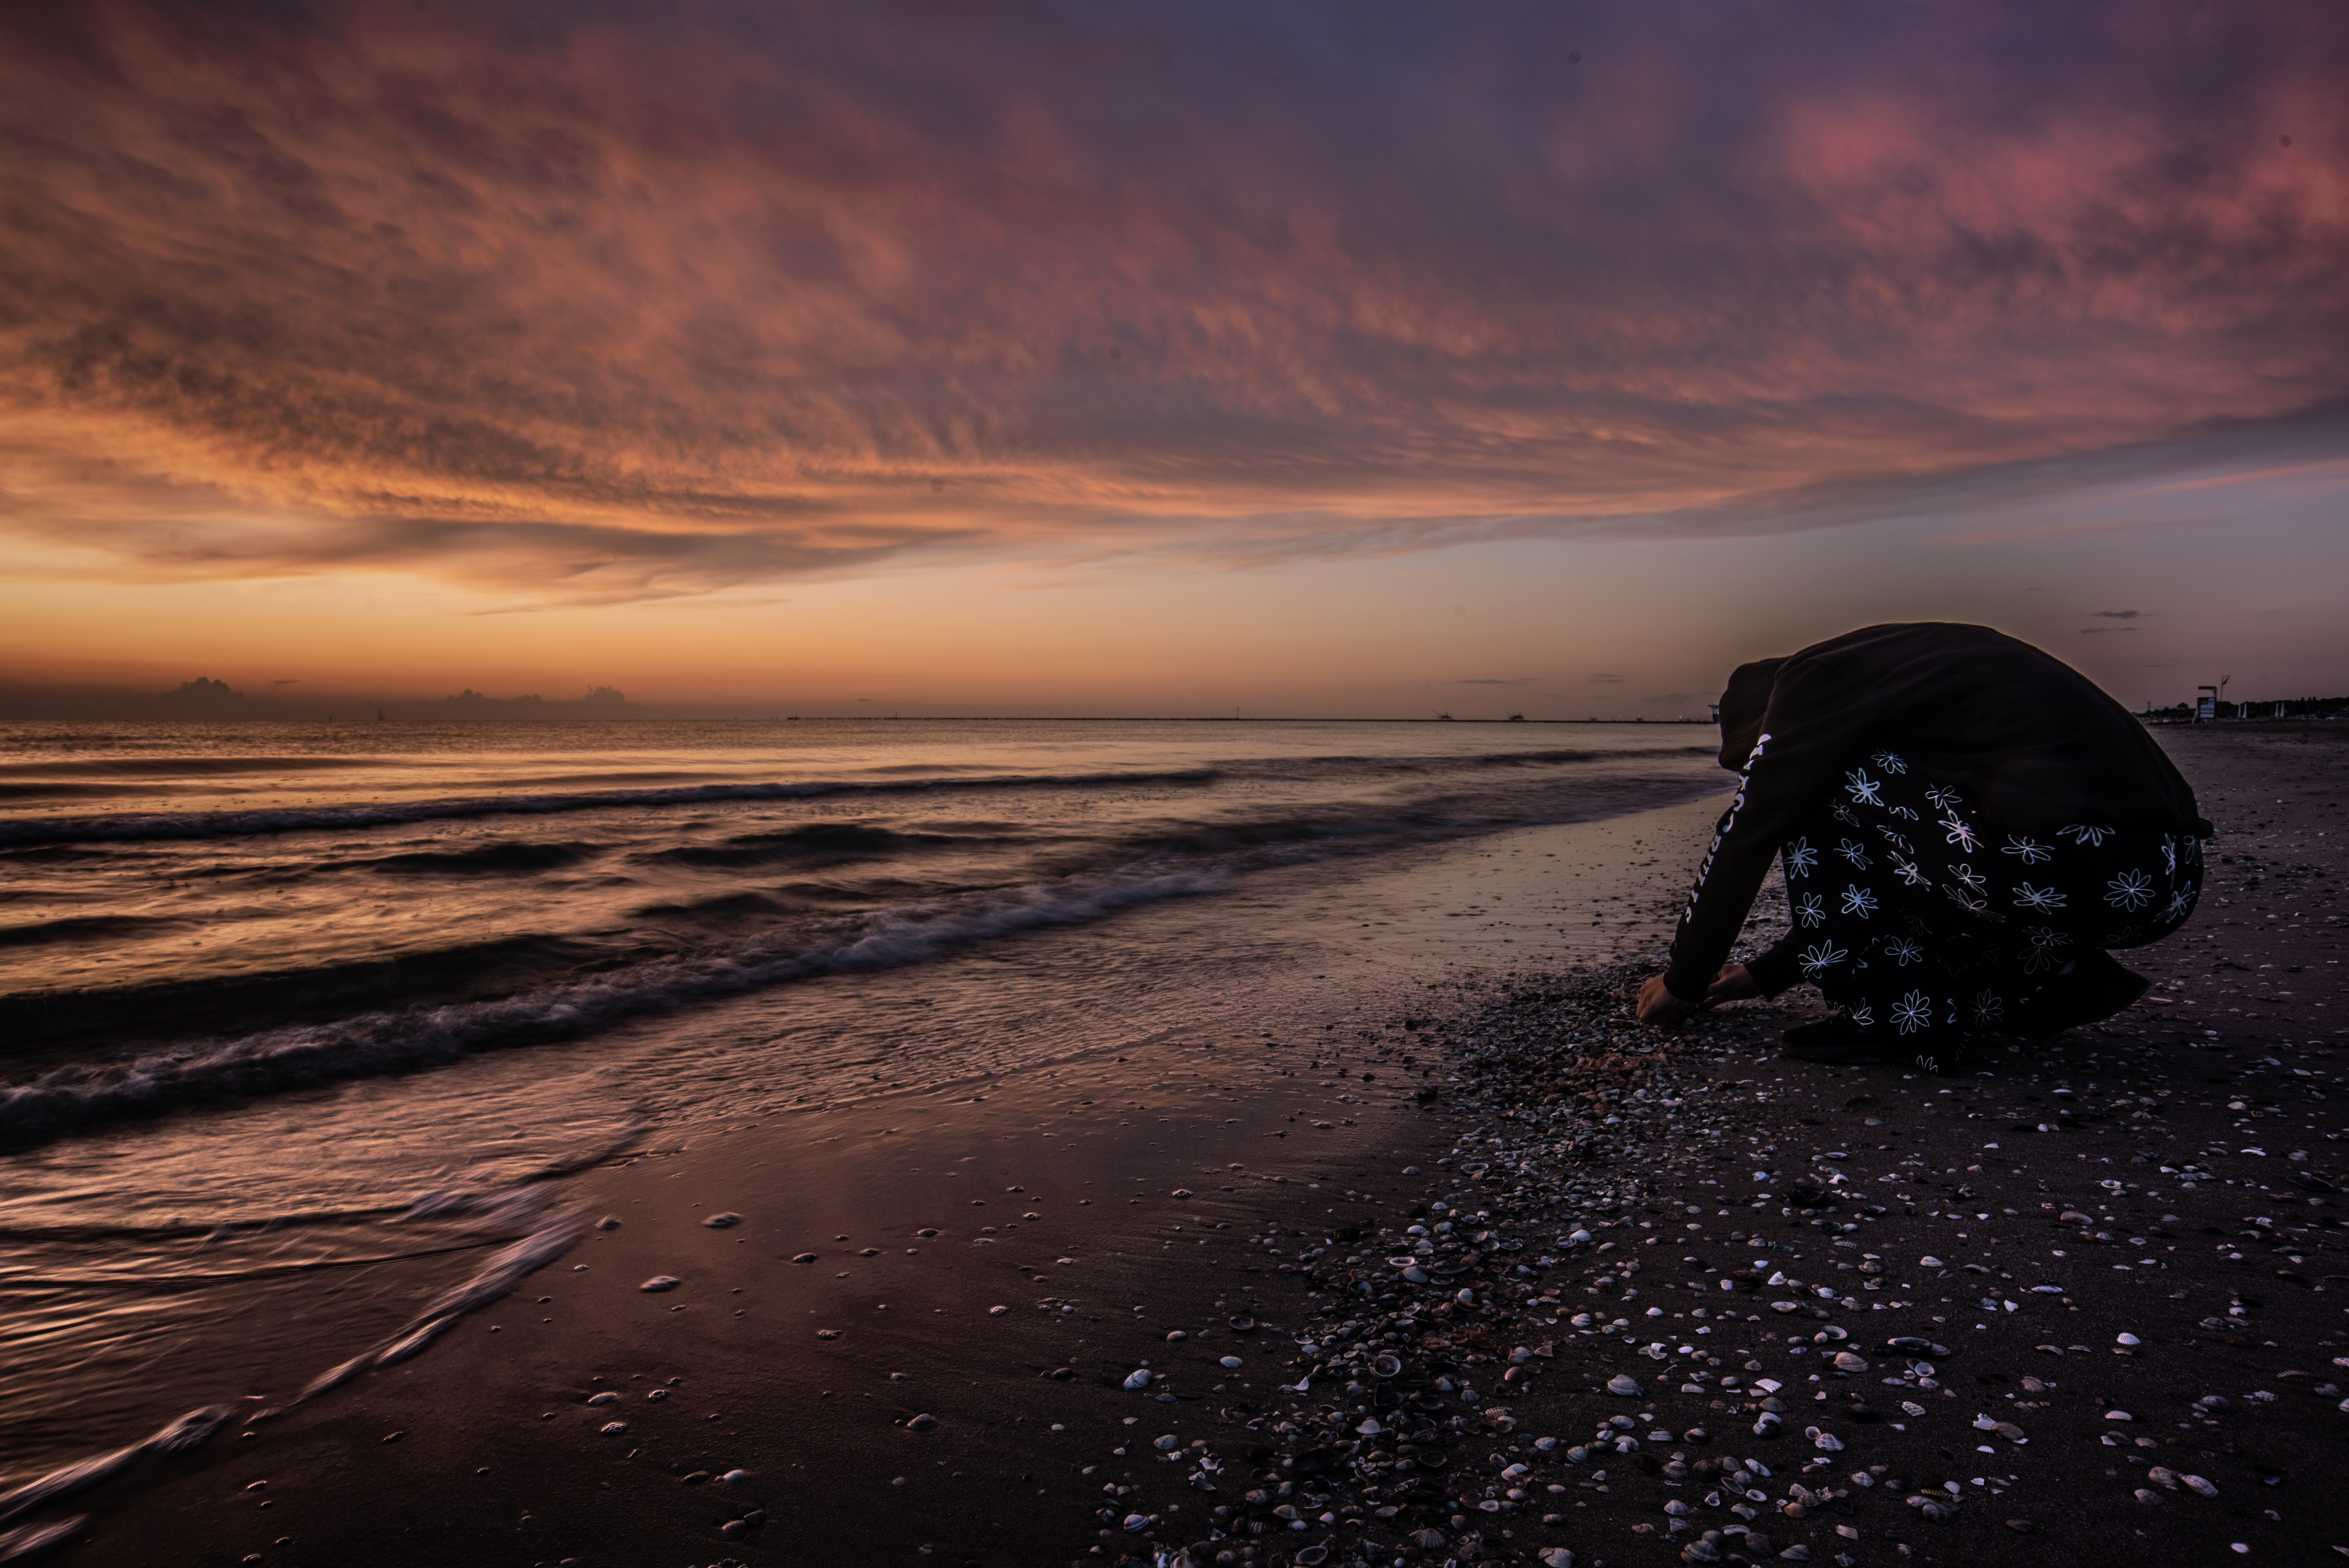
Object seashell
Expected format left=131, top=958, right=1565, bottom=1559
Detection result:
left=2133, top=1489, right=2162, bottom=1506
left=638, top=1275, right=680, bottom=1292
left=599, top=1420, right=627, bottom=1434
left=1608, top=1375, right=1643, bottom=1397
left=2145, top=1467, right=2179, bottom=1489
left=702, top=1212, right=741, bottom=1228
left=1372, top=1354, right=1402, bottom=1379
left=1170, top=1189, right=1193, bottom=1199
left=1812, top=1432, right=1843, bottom=1452
left=645, top=1388, right=669, bottom=1402
left=1122, top=1513, right=1150, bottom=1532
left=2103, top=1410, right=2133, bottom=1422
left=1664, top=1499, right=1693, bottom=1516
left=1220, top=1356, right=1243, bottom=1369
left=1412, top=1529, right=1448, bottom=1549
left=718, top=1469, right=748, bottom=1484
left=906, top=1413, right=937, bottom=1432
left=1124, top=1369, right=1154, bottom=1391
left=816, top=1328, right=840, bottom=1339
left=2181, top=1475, right=2218, bottom=1497
left=1228, top=1316, right=1257, bottom=1333
left=1541, top=1549, right=1577, bottom=1568
left=790, top=1252, right=817, bottom=1263
left=594, top=1216, right=621, bottom=1230
left=1295, top=1548, right=1329, bottom=1567
left=1832, top=1353, right=1869, bottom=1373
left=2115, top=1332, right=2140, bottom=1346
left=586, top=1392, right=618, bottom=1406
left=1153, top=1433, right=1182, bottom=1451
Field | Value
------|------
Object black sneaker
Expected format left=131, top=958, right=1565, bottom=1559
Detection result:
left=2013, top=949, right=2151, bottom=1039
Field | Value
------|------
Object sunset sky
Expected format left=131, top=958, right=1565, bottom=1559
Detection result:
left=3, top=0, right=2344, bottom=717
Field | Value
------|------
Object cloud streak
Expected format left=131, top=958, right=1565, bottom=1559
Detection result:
left=1, top=0, right=2343, bottom=601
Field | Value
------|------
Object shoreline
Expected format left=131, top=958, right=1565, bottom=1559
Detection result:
left=17, top=726, right=2347, bottom=1566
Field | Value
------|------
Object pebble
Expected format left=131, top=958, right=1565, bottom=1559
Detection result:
left=906, top=1414, right=937, bottom=1432
left=638, top=1276, right=679, bottom=1293
left=703, top=1212, right=742, bottom=1228
left=1123, top=1369, right=1153, bottom=1391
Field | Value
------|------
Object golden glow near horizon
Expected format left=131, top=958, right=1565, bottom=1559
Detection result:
left=2, top=3, right=2345, bottom=714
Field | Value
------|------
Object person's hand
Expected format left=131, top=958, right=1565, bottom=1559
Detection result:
left=1707, top=962, right=1760, bottom=1005
left=1636, top=974, right=1699, bottom=1028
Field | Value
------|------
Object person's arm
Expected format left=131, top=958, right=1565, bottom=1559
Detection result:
left=1657, top=662, right=1875, bottom=1002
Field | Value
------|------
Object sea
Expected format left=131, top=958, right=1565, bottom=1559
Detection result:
left=0, top=718, right=1727, bottom=1514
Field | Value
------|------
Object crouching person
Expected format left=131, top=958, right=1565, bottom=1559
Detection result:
left=1635, top=623, right=2211, bottom=1072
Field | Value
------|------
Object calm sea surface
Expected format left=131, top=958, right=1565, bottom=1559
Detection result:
left=0, top=718, right=1723, bottom=1500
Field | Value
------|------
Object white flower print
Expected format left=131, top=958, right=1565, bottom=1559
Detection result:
left=1794, top=892, right=1825, bottom=928
left=1946, top=862, right=1987, bottom=892
left=1884, top=936, right=1923, bottom=965
left=1783, top=838, right=1818, bottom=878
left=1888, top=803, right=1920, bottom=820
left=2059, top=824, right=2114, bottom=847
left=2013, top=883, right=2067, bottom=913
left=1943, top=883, right=1989, bottom=916
left=1874, top=826, right=1915, bottom=855
left=1925, top=784, right=1962, bottom=812
left=1835, top=838, right=1872, bottom=869
left=1940, top=814, right=1981, bottom=852
left=1870, top=751, right=1909, bottom=775
left=1798, top=941, right=1849, bottom=977
left=1847, top=1002, right=1875, bottom=1030
left=1841, top=885, right=1880, bottom=918
left=2020, top=925, right=2070, bottom=973
left=1844, top=768, right=1884, bottom=807
left=1831, top=801, right=1859, bottom=826
left=2160, top=838, right=2177, bottom=875
left=2162, top=888, right=2195, bottom=923
left=2001, top=836, right=2053, bottom=865
left=1892, top=857, right=1931, bottom=887
left=1972, top=988, right=2005, bottom=1025
left=2104, top=868, right=2154, bottom=911
left=1890, top=990, right=1933, bottom=1035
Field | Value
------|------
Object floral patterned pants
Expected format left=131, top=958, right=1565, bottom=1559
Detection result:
left=1778, top=749, right=2204, bottom=1044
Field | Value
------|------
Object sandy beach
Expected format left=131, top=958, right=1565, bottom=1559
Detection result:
left=13, top=724, right=2344, bottom=1568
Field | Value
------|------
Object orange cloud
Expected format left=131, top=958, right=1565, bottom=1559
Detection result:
left=0, top=0, right=2342, bottom=605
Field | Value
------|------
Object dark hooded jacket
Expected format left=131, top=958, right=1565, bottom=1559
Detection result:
left=1661, top=622, right=2208, bottom=1002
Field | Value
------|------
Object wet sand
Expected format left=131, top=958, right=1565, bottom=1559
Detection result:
left=22, top=726, right=2349, bottom=1566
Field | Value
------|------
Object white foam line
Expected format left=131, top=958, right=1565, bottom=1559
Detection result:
left=0, top=1197, right=588, bottom=1538
left=0, top=1407, right=229, bottom=1526
left=0, top=1516, right=84, bottom=1562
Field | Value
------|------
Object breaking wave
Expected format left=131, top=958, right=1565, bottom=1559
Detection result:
left=0, top=866, right=1227, bottom=1149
